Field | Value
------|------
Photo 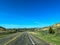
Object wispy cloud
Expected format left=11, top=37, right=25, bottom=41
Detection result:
left=34, top=21, right=51, bottom=27
left=0, top=24, right=39, bottom=28
left=0, top=23, right=50, bottom=28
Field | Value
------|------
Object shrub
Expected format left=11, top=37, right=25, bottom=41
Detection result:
left=49, top=27, right=55, bottom=34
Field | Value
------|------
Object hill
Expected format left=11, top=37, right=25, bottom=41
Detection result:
left=0, top=26, right=6, bottom=31
left=36, top=23, right=60, bottom=33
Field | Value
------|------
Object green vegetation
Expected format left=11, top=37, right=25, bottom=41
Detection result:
left=49, top=27, right=55, bottom=34
left=31, top=31, right=60, bottom=45
left=0, top=23, right=60, bottom=45
left=0, top=26, right=35, bottom=38
left=0, top=26, right=18, bottom=38
left=29, top=23, right=60, bottom=45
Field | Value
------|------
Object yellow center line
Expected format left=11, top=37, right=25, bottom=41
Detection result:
left=4, top=33, right=21, bottom=45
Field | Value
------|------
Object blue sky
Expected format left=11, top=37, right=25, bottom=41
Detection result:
left=0, top=0, right=60, bottom=28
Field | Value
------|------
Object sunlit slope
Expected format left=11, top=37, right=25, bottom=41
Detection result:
left=38, top=23, right=60, bottom=31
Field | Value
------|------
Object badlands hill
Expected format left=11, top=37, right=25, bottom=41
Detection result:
left=39, top=23, right=60, bottom=31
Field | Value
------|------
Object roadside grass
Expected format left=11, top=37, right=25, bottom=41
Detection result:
left=0, top=32, right=18, bottom=38
left=0, top=33, right=12, bottom=38
left=30, top=31, right=60, bottom=45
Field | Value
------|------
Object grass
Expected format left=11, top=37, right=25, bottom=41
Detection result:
left=30, top=31, right=60, bottom=45
left=0, top=32, right=17, bottom=38
left=0, top=34, right=10, bottom=38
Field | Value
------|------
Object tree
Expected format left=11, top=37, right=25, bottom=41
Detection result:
left=49, top=27, right=55, bottom=34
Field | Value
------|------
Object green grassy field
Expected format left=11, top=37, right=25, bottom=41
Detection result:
left=30, top=31, right=60, bottom=45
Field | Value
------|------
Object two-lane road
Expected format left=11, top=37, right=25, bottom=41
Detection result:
left=0, top=32, right=22, bottom=45
left=0, top=32, right=50, bottom=45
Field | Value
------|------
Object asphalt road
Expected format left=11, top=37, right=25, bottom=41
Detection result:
left=0, top=32, right=50, bottom=45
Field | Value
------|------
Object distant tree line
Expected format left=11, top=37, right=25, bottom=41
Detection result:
left=7, top=28, right=36, bottom=32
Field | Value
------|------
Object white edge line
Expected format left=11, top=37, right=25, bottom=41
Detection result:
left=28, top=35, right=35, bottom=45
